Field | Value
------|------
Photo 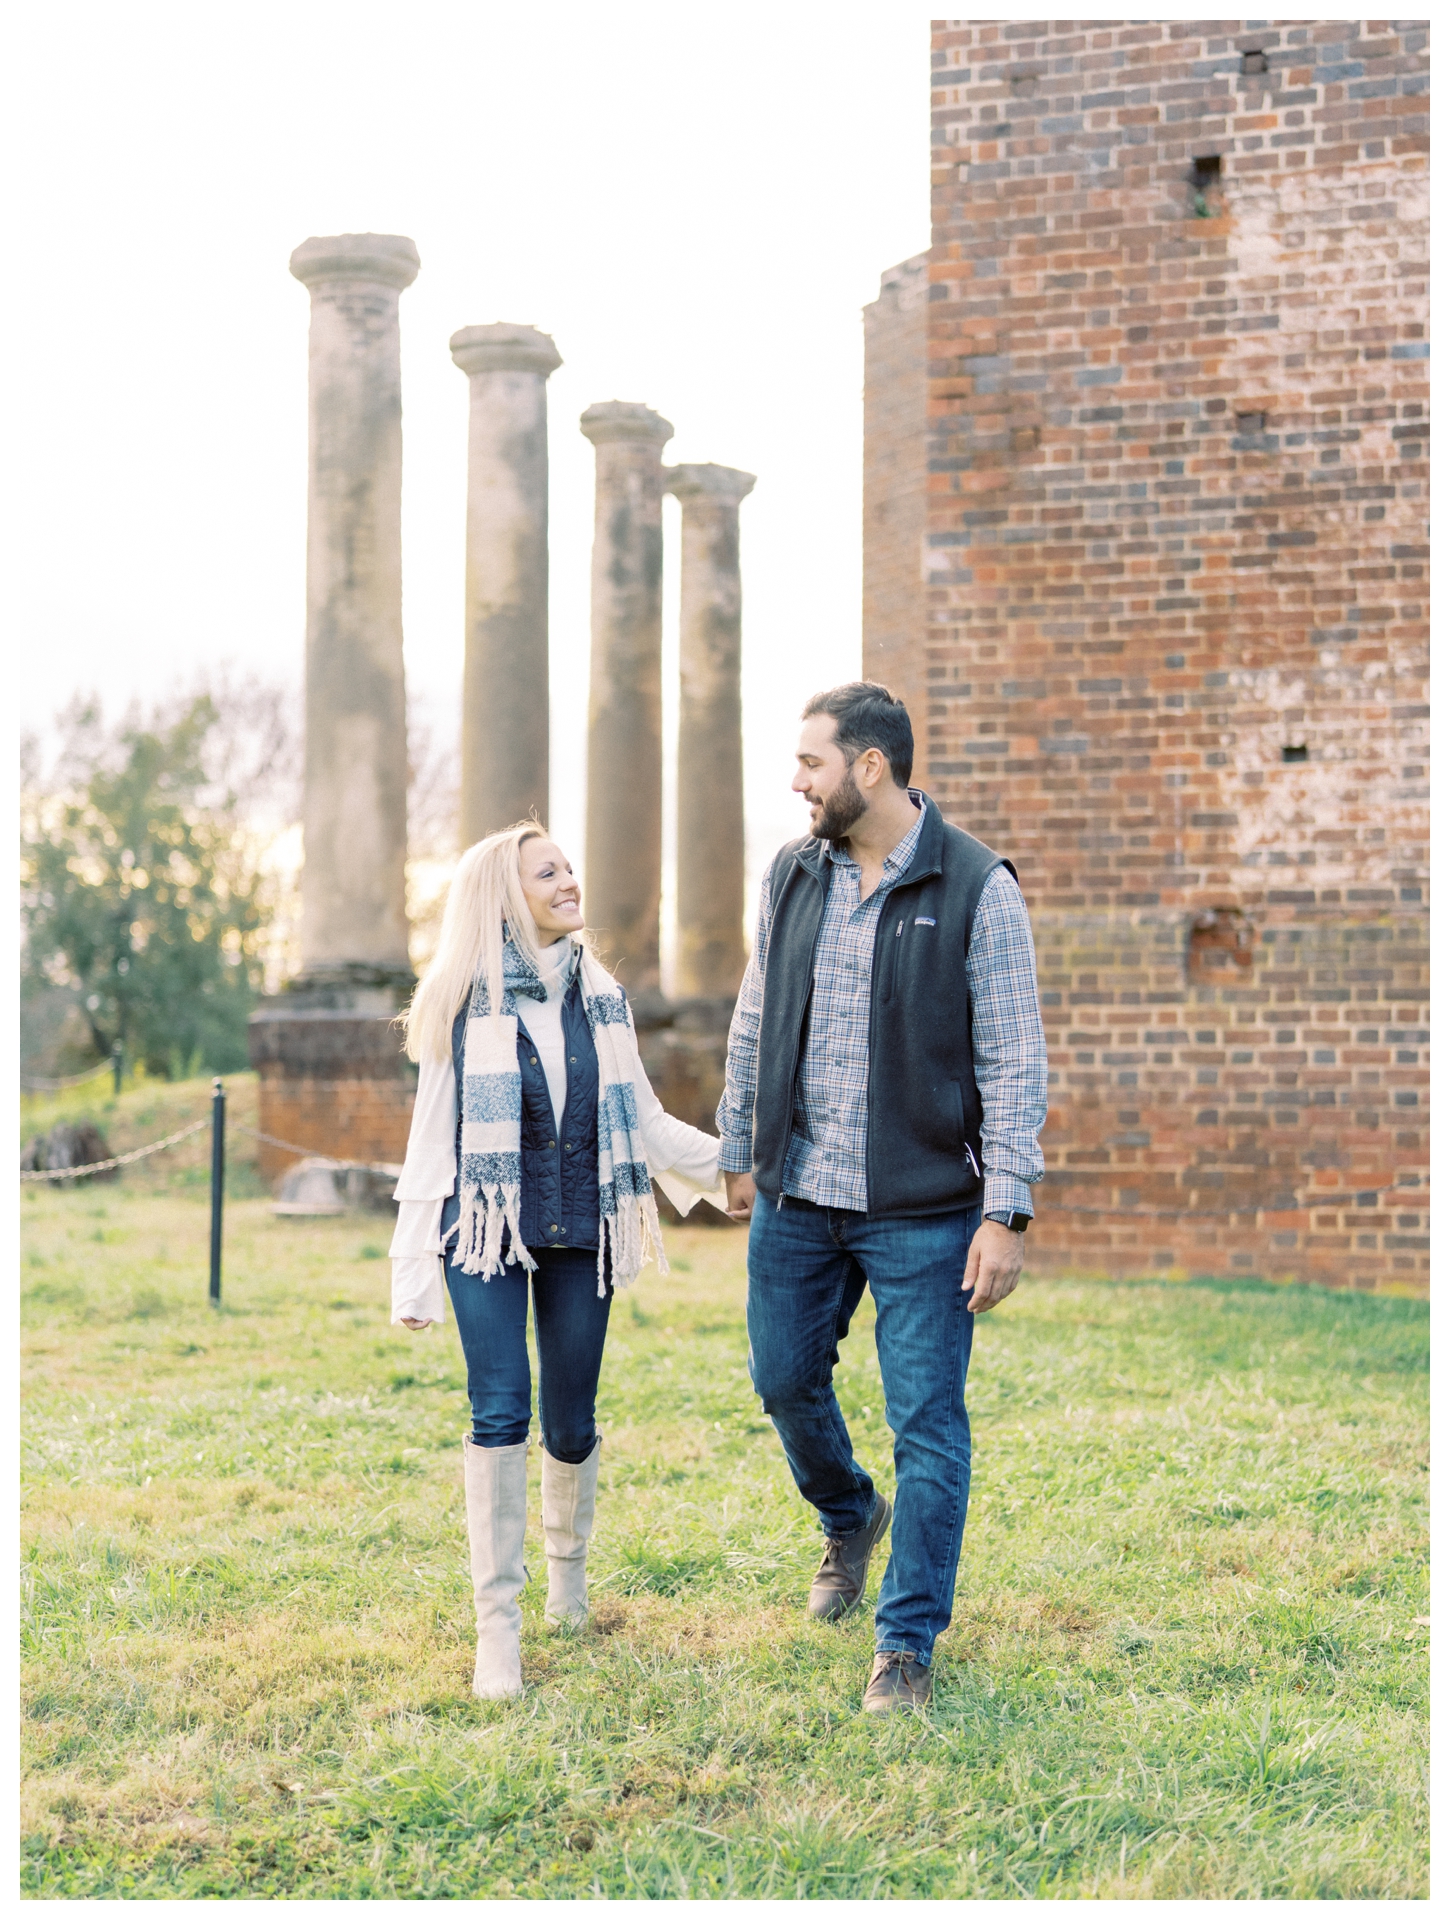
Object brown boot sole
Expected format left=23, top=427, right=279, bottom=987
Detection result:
left=863, top=1676, right=933, bottom=1714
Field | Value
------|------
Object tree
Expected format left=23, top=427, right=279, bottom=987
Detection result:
left=21, top=685, right=295, bottom=1079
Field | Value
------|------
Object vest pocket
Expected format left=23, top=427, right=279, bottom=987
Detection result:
left=881, top=915, right=906, bottom=1003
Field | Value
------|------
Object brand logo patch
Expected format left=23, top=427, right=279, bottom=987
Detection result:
left=914, top=916, right=936, bottom=927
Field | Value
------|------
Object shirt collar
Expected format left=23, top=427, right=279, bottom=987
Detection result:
left=827, top=791, right=925, bottom=874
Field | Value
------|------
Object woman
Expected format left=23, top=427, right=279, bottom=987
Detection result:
left=390, top=823, right=724, bottom=1699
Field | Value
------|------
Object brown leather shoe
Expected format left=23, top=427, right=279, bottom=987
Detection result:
left=807, top=1493, right=892, bottom=1621
left=863, top=1650, right=932, bottom=1714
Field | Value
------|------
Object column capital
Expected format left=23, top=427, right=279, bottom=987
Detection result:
left=289, top=233, right=420, bottom=292
left=579, top=400, right=674, bottom=448
left=664, top=462, right=756, bottom=506
left=450, top=323, right=562, bottom=378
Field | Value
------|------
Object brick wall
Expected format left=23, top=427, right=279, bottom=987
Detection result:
left=868, top=19, right=1429, bottom=1288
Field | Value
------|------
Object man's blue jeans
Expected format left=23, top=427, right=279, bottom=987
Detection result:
left=746, top=1194, right=979, bottom=1666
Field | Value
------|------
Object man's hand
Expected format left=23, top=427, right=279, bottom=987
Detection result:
left=400, top=1318, right=431, bottom=1332
left=962, top=1219, right=1024, bottom=1312
left=724, top=1171, right=757, bottom=1221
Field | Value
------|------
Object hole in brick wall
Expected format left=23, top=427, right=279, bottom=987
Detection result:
left=1186, top=907, right=1255, bottom=983
left=1236, top=410, right=1267, bottom=433
left=1281, top=743, right=1308, bottom=763
left=1190, top=154, right=1223, bottom=218
left=1240, top=49, right=1269, bottom=75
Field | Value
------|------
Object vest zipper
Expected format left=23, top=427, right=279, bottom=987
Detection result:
left=775, top=859, right=828, bottom=1200
left=865, top=901, right=908, bottom=1199
left=883, top=915, right=905, bottom=1003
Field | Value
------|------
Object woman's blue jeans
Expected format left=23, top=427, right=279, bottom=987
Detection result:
left=441, top=1196, right=611, bottom=1464
left=746, top=1194, right=979, bottom=1667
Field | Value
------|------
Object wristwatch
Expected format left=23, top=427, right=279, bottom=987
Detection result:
left=986, top=1210, right=1031, bottom=1234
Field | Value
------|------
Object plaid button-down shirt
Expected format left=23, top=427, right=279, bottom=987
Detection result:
left=717, top=802, right=1047, bottom=1217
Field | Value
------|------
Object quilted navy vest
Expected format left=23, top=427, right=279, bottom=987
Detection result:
left=443, top=976, right=601, bottom=1259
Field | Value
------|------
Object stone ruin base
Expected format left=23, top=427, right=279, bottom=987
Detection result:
left=248, top=979, right=417, bottom=1188
left=248, top=985, right=740, bottom=1228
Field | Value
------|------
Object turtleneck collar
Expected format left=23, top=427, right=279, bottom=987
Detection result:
left=535, top=935, right=574, bottom=1000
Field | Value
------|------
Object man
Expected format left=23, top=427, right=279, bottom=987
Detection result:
left=718, top=681, right=1047, bottom=1714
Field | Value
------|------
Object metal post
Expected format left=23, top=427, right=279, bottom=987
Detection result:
left=112, top=1041, right=124, bottom=1095
left=209, top=1077, right=226, bottom=1307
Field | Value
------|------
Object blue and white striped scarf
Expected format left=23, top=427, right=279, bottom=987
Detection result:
left=453, top=934, right=667, bottom=1296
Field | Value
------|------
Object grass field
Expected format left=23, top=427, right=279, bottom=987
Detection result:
left=20, top=1080, right=1429, bottom=1897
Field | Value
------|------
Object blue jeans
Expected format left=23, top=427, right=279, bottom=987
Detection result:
left=746, top=1195, right=979, bottom=1666
left=441, top=1195, right=612, bottom=1463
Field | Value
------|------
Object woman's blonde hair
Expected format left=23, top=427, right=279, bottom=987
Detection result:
left=399, top=823, right=549, bottom=1063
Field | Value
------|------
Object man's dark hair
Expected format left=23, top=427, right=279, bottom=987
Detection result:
left=801, top=681, right=914, bottom=788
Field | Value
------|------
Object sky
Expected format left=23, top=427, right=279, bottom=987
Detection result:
left=12, top=2, right=928, bottom=974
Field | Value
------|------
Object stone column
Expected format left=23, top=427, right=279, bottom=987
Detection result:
left=664, top=463, right=755, bottom=999
left=288, top=232, right=419, bottom=997
left=579, top=401, right=673, bottom=991
left=449, top=323, right=562, bottom=844
left=248, top=234, right=420, bottom=1189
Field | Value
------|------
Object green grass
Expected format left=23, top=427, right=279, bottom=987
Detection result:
left=21, top=1145, right=1428, bottom=1896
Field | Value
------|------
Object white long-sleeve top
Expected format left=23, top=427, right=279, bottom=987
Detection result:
left=388, top=950, right=727, bottom=1325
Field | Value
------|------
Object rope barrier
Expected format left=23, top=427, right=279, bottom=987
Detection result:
left=20, top=1061, right=115, bottom=1093
left=17, top=1115, right=397, bottom=1186
left=229, top=1122, right=400, bottom=1178
left=18, top=1112, right=1421, bottom=1218
left=19, top=1118, right=210, bottom=1182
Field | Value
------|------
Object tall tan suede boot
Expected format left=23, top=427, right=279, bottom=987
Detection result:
left=462, top=1436, right=529, bottom=1698
left=540, top=1436, right=600, bottom=1630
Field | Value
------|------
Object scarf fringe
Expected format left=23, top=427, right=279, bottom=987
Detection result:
left=599, top=1189, right=669, bottom=1298
left=455, top=1180, right=538, bottom=1280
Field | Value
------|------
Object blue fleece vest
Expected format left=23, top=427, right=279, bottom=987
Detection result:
left=447, top=980, right=601, bottom=1256
left=753, top=794, right=1012, bottom=1216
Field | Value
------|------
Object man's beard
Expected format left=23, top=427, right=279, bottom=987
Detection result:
left=810, top=767, right=868, bottom=842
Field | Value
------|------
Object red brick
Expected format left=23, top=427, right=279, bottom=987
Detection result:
left=867, top=20, right=1428, bottom=1291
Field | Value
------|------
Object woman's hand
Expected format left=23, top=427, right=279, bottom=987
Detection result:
left=400, top=1317, right=432, bottom=1332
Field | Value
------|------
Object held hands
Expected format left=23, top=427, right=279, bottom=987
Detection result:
left=962, top=1218, right=1023, bottom=1312
left=401, top=1171, right=765, bottom=1322
left=723, top=1171, right=757, bottom=1222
